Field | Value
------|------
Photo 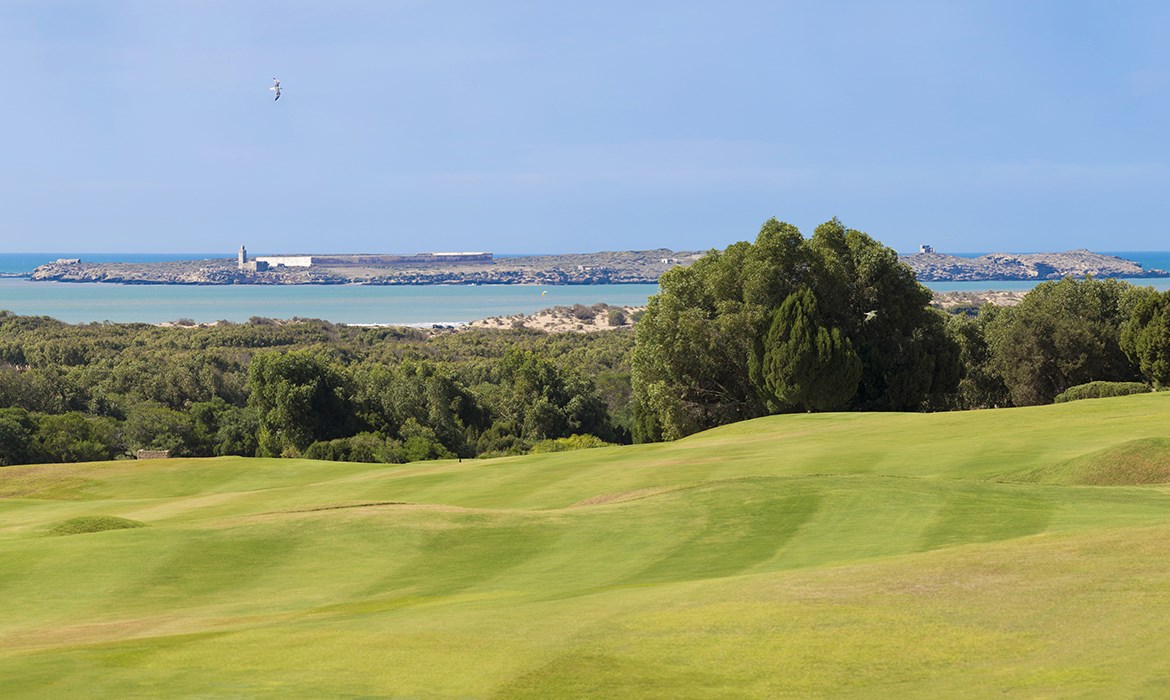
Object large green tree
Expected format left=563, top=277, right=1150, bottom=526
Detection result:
left=752, top=288, right=861, bottom=412
left=632, top=217, right=959, bottom=442
left=32, top=412, right=120, bottom=463
left=1120, top=289, right=1170, bottom=388
left=986, top=277, right=1145, bottom=405
left=355, top=359, right=486, bottom=458
left=0, top=407, right=37, bottom=466
left=248, top=351, right=356, bottom=457
left=492, top=349, right=615, bottom=442
left=943, top=309, right=1012, bottom=410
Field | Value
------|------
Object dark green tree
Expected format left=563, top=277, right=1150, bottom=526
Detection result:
left=632, top=217, right=960, bottom=442
left=123, top=403, right=197, bottom=456
left=943, top=309, right=1012, bottom=409
left=986, top=278, right=1143, bottom=405
left=0, top=407, right=37, bottom=466
left=356, top=360, right=485, bottom=457
left=631, top=220, right=812, bottom=441
left=807, top=218, right=959, bottom=411
left=248, top=351, right=356, bottom=457
left=399, top=418, right=456, bottom=462
left=32, top=412, right=120, bottom=463
left=753, top=289, right=861, bottom=412
left=1121, top=290, right=1170, bottom=388
left=494, top=349, right=615, bottom=442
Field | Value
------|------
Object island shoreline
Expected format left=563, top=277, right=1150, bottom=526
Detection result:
left=22, top=248, right=1169, bottom=286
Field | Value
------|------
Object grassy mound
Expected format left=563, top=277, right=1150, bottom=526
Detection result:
left=3, top=393, right=1170, bottom=696
left=49, top=515, right=147, bottom=536
left=1013, top=437, right=1170, bottom=485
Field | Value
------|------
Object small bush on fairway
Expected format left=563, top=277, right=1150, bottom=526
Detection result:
left=1053, top=381, right=1150, bottom=403
left=529, top=434, right=614, bottom=453
left=49, top=515, right=146, bottom=536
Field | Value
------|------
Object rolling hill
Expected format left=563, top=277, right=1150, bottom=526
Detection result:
left=3, top=393, right=1170, bottom=697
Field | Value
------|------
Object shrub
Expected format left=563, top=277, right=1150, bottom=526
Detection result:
left=33, top=412, right=121, bottom=463
left=1053, top=381, right=1150, bottom=403
left=607, top=308, right=628, bottom=326
left=529, top=434, right=613, bottom=453
left=569, top=304, right=596, bottom=321
left=304, top=433, right=406, bottom=463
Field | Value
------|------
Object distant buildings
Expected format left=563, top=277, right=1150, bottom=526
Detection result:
left=237, top=248, right=494, bottom=270
left=919, top=244, right=935, bottom=254
left=237, top=245, right=268, bottom=272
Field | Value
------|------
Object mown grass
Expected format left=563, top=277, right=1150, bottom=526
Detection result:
left=48, top=515, right=146, bottom=536
left=2, top=393, right=1170, bottom=697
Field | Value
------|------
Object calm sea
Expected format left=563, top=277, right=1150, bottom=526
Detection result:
left=1, top=252, right=1168, bottom=324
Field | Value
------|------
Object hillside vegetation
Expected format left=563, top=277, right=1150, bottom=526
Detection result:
left=7, top=220, right=1170, bottom=469
left=3, top=393, right=1170, bottom=697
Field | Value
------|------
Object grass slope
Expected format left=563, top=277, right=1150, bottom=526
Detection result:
left=2, top=394, right=1170, bottom=697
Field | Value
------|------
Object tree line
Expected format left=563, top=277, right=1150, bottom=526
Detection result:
left=0, top=316, right=632, bottom=466
left=3, top=217, right=1169, bottom=466
left=630, top=218, right=1170, bottom=441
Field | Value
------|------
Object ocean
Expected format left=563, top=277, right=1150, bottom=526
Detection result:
left=1, top=252, right=1168, bottom=325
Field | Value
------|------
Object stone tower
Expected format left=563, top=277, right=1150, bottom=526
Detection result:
left=238, top=245, right=247, bottom=270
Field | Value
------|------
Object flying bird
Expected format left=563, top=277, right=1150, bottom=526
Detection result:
left=270, top=78, right=281, bottom=101
left=864, top=310, right=878, bottom=322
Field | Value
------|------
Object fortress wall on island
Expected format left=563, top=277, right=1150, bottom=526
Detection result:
left=254, top=253, right=493, bottom=268
left=255, top=255, right=314, bottom=267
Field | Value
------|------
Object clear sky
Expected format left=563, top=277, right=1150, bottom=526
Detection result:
left=2, top=1, right=1168, bottom=254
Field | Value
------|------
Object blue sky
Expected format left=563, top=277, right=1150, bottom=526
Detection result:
left=2, top=1, right=1168, bottom=254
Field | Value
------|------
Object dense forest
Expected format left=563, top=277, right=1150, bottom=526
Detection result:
left=0, top=313, right=634, bottom=465
left=3, top=218, right=1170, bottom=467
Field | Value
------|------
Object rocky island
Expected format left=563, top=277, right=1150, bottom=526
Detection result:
left=29, top=250, right=703, bottom=286
left=23, top=248, right=1167, bottom=286
left=899, top=249, right=1167, bottom=281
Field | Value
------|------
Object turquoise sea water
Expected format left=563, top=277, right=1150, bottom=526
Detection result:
left=0, top=279, right=661, bottom=325
left=1, top=252, right=1168, bottom=324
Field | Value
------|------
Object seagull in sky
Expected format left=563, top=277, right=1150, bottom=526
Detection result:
left=270, top=77, right=281, bottom=101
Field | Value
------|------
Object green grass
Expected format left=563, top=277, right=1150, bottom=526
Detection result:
left=3, top=393, right=1170, bottom=697
left=48, top=515, right=146, bottom=536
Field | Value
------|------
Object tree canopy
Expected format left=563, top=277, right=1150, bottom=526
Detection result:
left=1121, top=289, right=1170, bottom=388
left=985, top=278, right=1146, bottom=405
left=631, top=218, right=959, bottom=442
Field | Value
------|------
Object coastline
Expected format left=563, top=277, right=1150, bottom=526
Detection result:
left=18, top=248, right=1170, bottom=286
left=25, top=250, right=703, bottom=286
left=149, top=291, right=1024, bottom=335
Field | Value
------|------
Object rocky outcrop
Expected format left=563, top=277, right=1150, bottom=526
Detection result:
left=29, top=250, right=704, bottom=286
left=30, top=248, right=1163, bottom=286
left=902, top=249, right=1167, bottom=281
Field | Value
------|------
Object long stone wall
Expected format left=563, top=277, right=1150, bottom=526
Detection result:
left=254, top=256, right=314, bottom=267
left=313, top=253, right=494, bottom=266
left=254, top=253, right=494, bottom=268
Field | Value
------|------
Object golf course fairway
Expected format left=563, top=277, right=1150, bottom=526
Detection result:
left=3, top=393, right=1170, bottom=697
